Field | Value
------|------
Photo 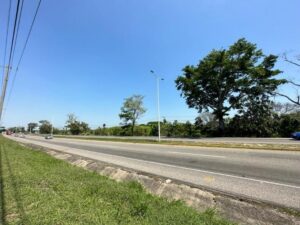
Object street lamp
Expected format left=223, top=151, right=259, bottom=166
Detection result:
left=150, top=70, right=164, bottom=142
left=50, top=117, right=54, bottom=137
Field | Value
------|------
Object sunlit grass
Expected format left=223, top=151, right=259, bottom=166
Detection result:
left=0, top=136, right=233, bottom=225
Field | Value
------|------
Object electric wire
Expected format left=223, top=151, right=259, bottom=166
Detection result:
left=10, top=0, right=25, bottom=68
left=6, top=0, right=21, bottom=70
left=1, top=0, right=12, bottom=88
left=0, top=0, right=21, bottom=122
left=3, top=0, right=42, bottom=120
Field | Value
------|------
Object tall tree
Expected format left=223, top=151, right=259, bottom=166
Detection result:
left=229, top=100, right=275, bottom=137
left=119, top=95, right=146, bottom=135
left=176, top=38, right=285, bottom=135
left=65, top=114, right=90, bottom=135
left=235, top=54, right=286, bottom=136
left=39, top=120, right=52, bottom=134
left=66, top=113, right=77, bottom=125
left=27, top=122, right=38, bottom=132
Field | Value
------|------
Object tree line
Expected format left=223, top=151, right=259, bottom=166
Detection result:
left=17, top=106, right=300, bottom=138
left=9, top=38, right=300, bottom=137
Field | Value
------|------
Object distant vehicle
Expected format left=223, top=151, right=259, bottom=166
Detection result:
left=291, top=132, right=300, bottom=140
left=45, top=135, right=53, bottom=140
left=6, top=130, right=12, bottom=135
left=19, top=133, right=26, bottom=138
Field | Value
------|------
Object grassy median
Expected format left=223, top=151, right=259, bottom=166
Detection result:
left=0, top=136, right=232, bottom=225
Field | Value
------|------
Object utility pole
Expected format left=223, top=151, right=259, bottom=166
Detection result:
left=0, top=66, right=10, bottom=123
left=150, top=70, right=163, bottom=142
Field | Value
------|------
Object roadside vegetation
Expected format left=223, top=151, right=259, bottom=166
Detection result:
left=0, top=136, right=232, bottom=225
left=8, top=109, right=300, bottom=138
left=8, top=39, right=300, bottom=138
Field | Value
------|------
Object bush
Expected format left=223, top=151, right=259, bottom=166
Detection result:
left=134, top=125, right=151, bottom=136
left=278, top=113, right=300, bottom=137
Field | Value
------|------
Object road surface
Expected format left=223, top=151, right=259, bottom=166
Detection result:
left=56, top=135, right=300, bottom=145
left=6, top=135, right=300, bottom=210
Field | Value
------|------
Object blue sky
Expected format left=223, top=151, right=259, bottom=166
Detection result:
left=1, top=0, right=300, bottom=128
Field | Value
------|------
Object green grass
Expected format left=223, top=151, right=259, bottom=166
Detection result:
left=0, top=136, right=233, bottom=225
left=54, top=135, right=300, bottom=151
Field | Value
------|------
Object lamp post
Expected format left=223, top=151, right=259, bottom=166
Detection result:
left=50, top=117, right=54, bottom=137
left=150, top=70, right=163, bottom=142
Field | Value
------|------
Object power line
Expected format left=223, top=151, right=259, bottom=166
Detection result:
left=15, top=0, right=42, bottom=69
left=0, top=0, right=22, bottom=122
left=6, top=0, right=22, bottom=70
left=1, top=0, right=12, bottom=87
left=1, top=0, right=25, bottom=111
left=11, top=0, right=25, bottom=67
left=3, top=0, right=42, bottom=121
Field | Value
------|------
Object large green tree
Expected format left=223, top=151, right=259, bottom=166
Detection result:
left=39, top=120, right=52, bottom=134
left=176, top=38, right=285, bottom=135
left=27, top=122, right=38, bottom=132
left=65, top=114, right=90, bottom=135
left=119, top=95, right=146, bottom=135
left=228, top=101, right=275, bottom=137
left=230, top=54, right=287, bottom=137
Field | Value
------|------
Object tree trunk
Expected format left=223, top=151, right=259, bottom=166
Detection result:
left=131, top=120, right=135, bottom=136
left=218, top=116, right=225, bottom=136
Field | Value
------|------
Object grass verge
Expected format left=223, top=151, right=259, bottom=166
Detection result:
left=54, top=135, right=300, bottom=151
left=0, top=136, right=233, bottom=225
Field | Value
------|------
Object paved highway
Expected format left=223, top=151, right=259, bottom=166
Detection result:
left=56, top=135, right=300, bottom=145
left=7, top=135, right=300, bottom=210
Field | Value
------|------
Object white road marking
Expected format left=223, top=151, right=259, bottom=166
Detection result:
left=60, top=141, right=227, bottom=158
left=168, top=151, right=226, bottom=158
left=10, top=136, right=300, bottom=190
left=96, top=152, right=300, bottom=190
left=31, top=137, right=227, bottom=158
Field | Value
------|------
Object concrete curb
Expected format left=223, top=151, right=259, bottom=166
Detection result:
left=25, top=143, right=300, bottom=225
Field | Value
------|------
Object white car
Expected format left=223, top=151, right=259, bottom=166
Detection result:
left=45, top=135, right=53, bottom=140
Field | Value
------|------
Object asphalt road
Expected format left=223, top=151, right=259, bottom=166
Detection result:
left=7, top=135, right=300, bottom=210
left=56, top=135, right=300, bottom=145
